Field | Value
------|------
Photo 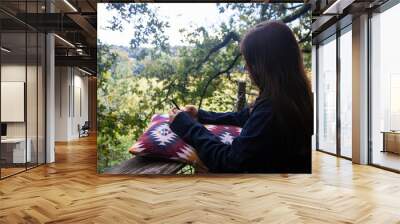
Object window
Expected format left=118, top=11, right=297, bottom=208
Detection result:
left=317, top=36, right=337, bottom=154
left=370, top=2, right=400, bottom=171
left=0, top=1, right=47, bottom=179
left=339, top=28, right=352, bottom=158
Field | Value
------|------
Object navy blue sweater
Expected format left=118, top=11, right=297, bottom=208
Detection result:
left=169, top=99, right=311, bottom=173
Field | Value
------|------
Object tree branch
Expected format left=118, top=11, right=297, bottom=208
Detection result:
left=195, top=32, right=240, bottom=71
left=283, top=4, right=303, bottom=10
left=280, top=3, right=311, bottom=23
left=198, top=53, right=242, bottom=109
left=176, top=31, right=240, bottom=102
left=163, top=4, right=310, bottom=108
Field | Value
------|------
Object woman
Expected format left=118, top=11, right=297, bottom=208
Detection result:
left=169, top=21, right=313, bottom=173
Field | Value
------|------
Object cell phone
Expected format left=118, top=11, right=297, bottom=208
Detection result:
left=170, top=99, right=181, bottom=110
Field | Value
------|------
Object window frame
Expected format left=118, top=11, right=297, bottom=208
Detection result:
left=314, top=17, right=353, bottom=160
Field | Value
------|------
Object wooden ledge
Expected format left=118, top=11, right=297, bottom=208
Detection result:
left=103, top=156, right=186, bottom=174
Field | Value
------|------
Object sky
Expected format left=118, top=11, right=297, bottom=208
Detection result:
left=97, top=3, right=234, bottom=47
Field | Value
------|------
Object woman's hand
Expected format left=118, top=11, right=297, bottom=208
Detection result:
left=183, top=105, right=198, bottom=119
left=169, top=108, right=182, bottom=123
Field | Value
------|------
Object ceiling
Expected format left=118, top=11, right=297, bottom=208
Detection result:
left=311, top=0, right=389, bottom=43
left=0, top=0, right=97, bottom=74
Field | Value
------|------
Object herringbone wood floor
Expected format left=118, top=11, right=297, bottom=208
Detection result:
left=1, top=135, right=400, bottom=224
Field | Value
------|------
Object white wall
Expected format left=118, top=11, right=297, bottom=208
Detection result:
left=1, top=65, right=25, bottom=165
left=55, top=66, right=69, bottom=141
left=1, top=65, right=41, bottom=137
left=1, top=63, right=46, bottom=164
left=72, top=72, right=89, bottom=138
left=1, top=65, right=27, bottom=139
left=54, top=67, right=89, bottom=141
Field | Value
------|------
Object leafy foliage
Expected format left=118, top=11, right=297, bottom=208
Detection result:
left=106, top=3, right=170, bottom=51
left=97, top=3, right=311, bottom=173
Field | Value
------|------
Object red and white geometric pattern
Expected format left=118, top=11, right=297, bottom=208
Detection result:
left=129, top=114, right=242, bottom=168
left=150, top=123, right=177, bottom=146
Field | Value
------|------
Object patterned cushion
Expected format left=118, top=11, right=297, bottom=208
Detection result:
left=128, top=114, right=242, bottom=169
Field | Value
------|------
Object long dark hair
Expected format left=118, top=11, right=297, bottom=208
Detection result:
left=240, top=21, right=313, bottom=136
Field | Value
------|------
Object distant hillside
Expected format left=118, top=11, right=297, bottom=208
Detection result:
left=107, top=44, right=188, bottom=61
